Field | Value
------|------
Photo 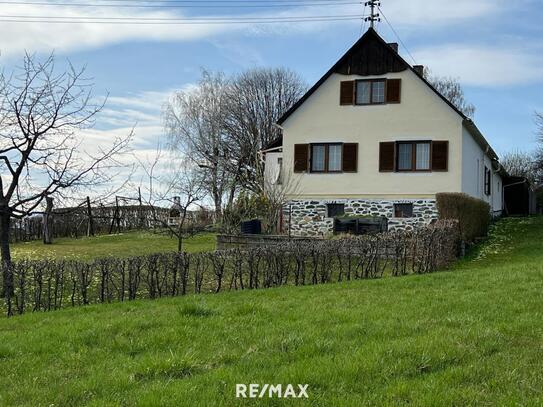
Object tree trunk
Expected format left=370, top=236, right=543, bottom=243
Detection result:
left=212, top=191, right=222, bottom=223
left=86, top=196, right=94, bottom=237
left=0, top=211, right=13, bottom=298
left=43, top=196, right=54, bottom=244
left=177, top=235, right=183, bottom=252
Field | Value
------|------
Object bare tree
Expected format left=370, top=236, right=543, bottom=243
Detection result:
left=222, top=67, right=306, bottom=193
left=261, top=166, right=300, bottom=235
left=424, top=68, right=476, bottom=118
left=0, top=54, right=131, bottom=299
left=501, top=149, right=538, bottom=184
left=164, top=68, right=306, bottom=217
left=163, top=70, right=233, bottom=221
left=137, top=146, right=207, bottom=252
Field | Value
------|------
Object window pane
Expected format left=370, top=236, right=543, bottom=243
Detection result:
left=416, top=143, right=430, bottom=170
left=311, top=145, right=325, bottom=171
left=397, top=143, right=412, bottom=170
left=372, top=81, right=385, bottom=103
left=356, top=82, right=371, bottom=104
left=328, top=144, right=342, bottom=171
left=394, top=203, right=413, bottom=218
left=327, top=203, right=345, bottom=217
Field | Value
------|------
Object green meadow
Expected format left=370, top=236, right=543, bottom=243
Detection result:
left=0, top=217, right=541, bottom=406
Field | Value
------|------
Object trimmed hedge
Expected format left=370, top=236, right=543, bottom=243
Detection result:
left=436, top=192, right=491, bottom=242
left=1, top=221, right=459, bottom=316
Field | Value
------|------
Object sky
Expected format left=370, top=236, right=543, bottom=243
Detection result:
left=1, top=0, right=542, bottom=196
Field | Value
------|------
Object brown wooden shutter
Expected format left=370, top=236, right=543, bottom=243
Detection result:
left=294, top=144, right=309, bottom=172
left=379, top=142, right=395, bottom=172
left=342, top=143, right=358, bottom=172
left=431, top=141, right=448, bottom=171
left=386, top=79, right=401, bottom=103
left=340, top=81, right=355, bottom=105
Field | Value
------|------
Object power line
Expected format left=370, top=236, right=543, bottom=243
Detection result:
left=0, top=0, right=361, bottom=8
left=44, top=0, right=361, bottom=2
left=378, top=6, right=416, bottom=64
left=0, top=13, right=366, bottom=21
left=0, top=15, right=366, bottom=24
left=33, top=0, right=363, bottom=2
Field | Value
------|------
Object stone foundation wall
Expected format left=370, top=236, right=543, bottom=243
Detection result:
left=283, top=198, right=438, bottom=237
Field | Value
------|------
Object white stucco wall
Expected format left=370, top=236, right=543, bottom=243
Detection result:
left=491, top=167, right=503, bottom=214
left=461, top=126, right=483, bottom=198
left=461, top=126, right=503, bottom=213
left=281, top=69, right=464, bottom=199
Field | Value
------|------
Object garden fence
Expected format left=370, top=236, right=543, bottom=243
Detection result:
left=1, top=220, right=460, bottom=316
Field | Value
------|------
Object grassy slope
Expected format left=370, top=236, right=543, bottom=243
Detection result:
left=11, top=232, right=216, bottom=260
left=0, top=217, right=542, bottom=406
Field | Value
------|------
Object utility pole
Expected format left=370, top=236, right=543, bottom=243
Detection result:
left=365, top=1, right=381, bottom=29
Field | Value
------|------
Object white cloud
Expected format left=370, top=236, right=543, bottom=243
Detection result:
left=0, top=4, right=364, bottom=57
left=383, top=0, right=505, bottom=27
left=0, top=5, right=224, bottom=57
left=72, top=87, right=187, bottom=197
left=0, top=0, right=510, bottom=57
left=413, top=44, right=543, bottom=86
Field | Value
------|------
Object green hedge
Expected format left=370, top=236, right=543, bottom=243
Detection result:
left=436, top=193, right=491, bottom=242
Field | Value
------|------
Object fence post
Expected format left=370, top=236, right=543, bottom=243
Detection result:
left=109, top=197, right=120, bottom=234
left=86, top=197, right=94, bottom=237
left=43, top=196, right=54, bottom=244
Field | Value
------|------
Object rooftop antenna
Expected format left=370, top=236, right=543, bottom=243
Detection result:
left=364, top=1, right=381, bottom=29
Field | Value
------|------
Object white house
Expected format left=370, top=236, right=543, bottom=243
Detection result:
left=263, top=28, right=506, bottom=237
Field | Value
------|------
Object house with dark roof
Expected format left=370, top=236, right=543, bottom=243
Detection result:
left=262, top=28, right=506, bottom=237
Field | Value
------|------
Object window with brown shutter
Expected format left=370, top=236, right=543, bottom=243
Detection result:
left=294, top=144, right=309, bottom=172
left=380, top=140, right=448, bottom=173
left=341, top=78, right=401, bottom=106
left=340, top=81, right=354, bottom=105
left=342, top=143, right=358, bottom=172
left=386, top=79, right=401, bottom=103
left=431, top=141, right=448, bottom=171
left=379, top=142, right=395, bottom=172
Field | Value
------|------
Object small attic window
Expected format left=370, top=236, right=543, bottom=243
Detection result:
left=355, top=79, right=386, bottom=105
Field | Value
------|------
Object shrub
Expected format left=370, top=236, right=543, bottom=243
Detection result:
left=1, top=221, right=460, bottom=316
left=436, top=192, right=491, bottom=241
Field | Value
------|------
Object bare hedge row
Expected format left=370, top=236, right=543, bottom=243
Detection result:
left=1, top=220, right=459, bottom=316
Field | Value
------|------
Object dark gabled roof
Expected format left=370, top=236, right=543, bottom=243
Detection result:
left=276, top=28, right=500, bottom=162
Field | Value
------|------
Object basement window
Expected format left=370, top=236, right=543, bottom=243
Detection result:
left=327, top=203, right=345, bottom=218
left=394, top=203, right=413, bottom=218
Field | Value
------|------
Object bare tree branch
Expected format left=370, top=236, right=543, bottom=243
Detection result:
left=0, top=53, right=131, bottom=301
left=424, top=68, right=476, bottom=118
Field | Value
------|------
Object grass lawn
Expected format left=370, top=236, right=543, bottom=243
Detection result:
left=0, top=217, right=542, bottom=406
left=11, top=231, right=216, bottom=260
